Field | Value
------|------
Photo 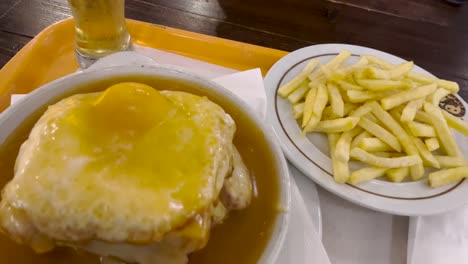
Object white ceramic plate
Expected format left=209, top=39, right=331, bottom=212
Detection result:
left=265, top=43, right=468, bottom=216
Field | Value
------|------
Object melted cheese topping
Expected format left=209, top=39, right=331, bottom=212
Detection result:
left=1, top=83, right=235, bottom=243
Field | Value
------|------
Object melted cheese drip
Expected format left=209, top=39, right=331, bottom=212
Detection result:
left=93, top=82, right=174, bottom=131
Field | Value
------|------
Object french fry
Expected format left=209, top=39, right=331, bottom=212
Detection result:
left=347, top=90, right=388, bottom=103
left=441, top=109, right=468, bottom=136
left=302, top=87, right=317, bottom=127
left=349, top=103, right=372, bottom=117
left=288, top=82, right=310, bottom=104
left=328, top=133, right=350, bottom=183
left=414, top=110, right=432, bottom=124
left=349, top=167, right=388, bottom=185
left=393, top=104, right=406, bottom=114
left=292, top=103, right=305, bottom=119
left=436, top=79, right=459, bottom=94
left=363, top=66, right=391, bottom=79
left=327, top=83, right=344, bottom=117
left=302, top=117, right=320, bottom=135
left=369, top=102, right=406, bottom=141
left=359, top=138, right=393, bottom=152
left=322, top=103, right=357, bottom=120
left=335, top=127, right=363, bottom=162
left=321, top=64, right=334, bottom=80
left=386, top=167, right=410, bottom=182
left=354, top=56, right=369, bottom=68
left=335, top=80, right=364, bottom=91
left=388, top=110, right=425, bottom=180
left=353, top=67, right=368, bottom=79
left=412, top=137, right=440, bottom=168
left=381, top=83, right=437, bottom=110
left=309, top=74, right=327, bottom=87
left=429, top=88, right=450, bottom=106
left=400, top=99, right=424, bottom=122
left=331, top=57, right=368, bottom=81
left=371, top=102, right=426, bottom=179
left=307, top=68, right=327, bottom=86
left=350, top=148, right=421, bottom=168
left=312, top=84, right=329, bottom=117
left=358, top=117, right=402, bottom=152
left=322, top=106, right=333, bottom=119
left=357, top=79, right=408, bottom=91
left=326, top=50, right=352, bottom=70
left=339, top=88, right=351, bottom=103
left=278, top=59, right=319, bottom=97
left=434, top=156, right=467, bottom=168
left=363, top=55, right=395, bottom=70
left=307, top=51, right=351, bottom=81
left=315, top=117, right=360, bottom=133
left=406, top=71, right=436, bottom=84
left=343, top=103, right=359, bottom=116
left=406, top=72, right=459, bottom=93
left=429, top=166, right=468, bottom=188
left=407, top=80, right=422, bottom=89
left=303, top=84, right=328, bottom=132
left=328, top=133, right=340, bottom=150
left=407, top=121, right=436, bottom=138
left=326, top=67, right=352, bottom=82
left=371, top=152, right=405, bottom=158
left=389, top=61, right=414, bottom=79
left=425, top=138, right=440, bottom=152
left=351, top=130, right=372, bottom=148
left=364, top=113, right=379, bottom=124
left=423, top=102, right=462, bottom=157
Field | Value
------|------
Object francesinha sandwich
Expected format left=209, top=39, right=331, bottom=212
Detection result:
left=0, top=82, right=253, bottom=263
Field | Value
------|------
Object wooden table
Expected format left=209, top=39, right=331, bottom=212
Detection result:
left=0, top=0, right=467, bottom=100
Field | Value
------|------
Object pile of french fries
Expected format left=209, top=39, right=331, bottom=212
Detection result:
left=278, top=50, right=468, bottom=187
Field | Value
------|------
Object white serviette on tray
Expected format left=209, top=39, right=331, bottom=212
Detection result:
left=9, top=49, right=330, bottom=264
left=408, top=207, right=468, bottom=264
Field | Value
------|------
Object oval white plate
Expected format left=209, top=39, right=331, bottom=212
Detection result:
left=265, top=44, right=468, bottom=216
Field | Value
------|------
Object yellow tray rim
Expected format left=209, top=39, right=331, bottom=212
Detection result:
left=0, top=18, right=287, bottom=112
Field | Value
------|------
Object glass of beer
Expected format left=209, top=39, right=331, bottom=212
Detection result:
left=68, top=0, right=132, bottom=68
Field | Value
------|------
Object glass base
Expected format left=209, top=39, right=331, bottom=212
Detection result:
left=75, top=51, right=99, bottom=69
left=75, top=43, right=134, bottom=69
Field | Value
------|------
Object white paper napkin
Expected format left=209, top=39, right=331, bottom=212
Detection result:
left=134, top=45, right=237, bottom=79
left=212, top=68, right=267, bottom=121
left=276, top=176, right=330, bottom=264
left=9, top=63, right=330, bottom=264
left=408, top=207, right=468, bottom=264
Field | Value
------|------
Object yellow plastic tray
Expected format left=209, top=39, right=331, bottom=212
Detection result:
left=0, top=18, right=287, bottom=112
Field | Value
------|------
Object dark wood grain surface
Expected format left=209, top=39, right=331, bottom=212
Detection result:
left=0, top=0, right=467, bottom=100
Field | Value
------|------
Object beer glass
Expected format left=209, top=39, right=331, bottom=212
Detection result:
left=68, top=0, right=132, bottom=68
